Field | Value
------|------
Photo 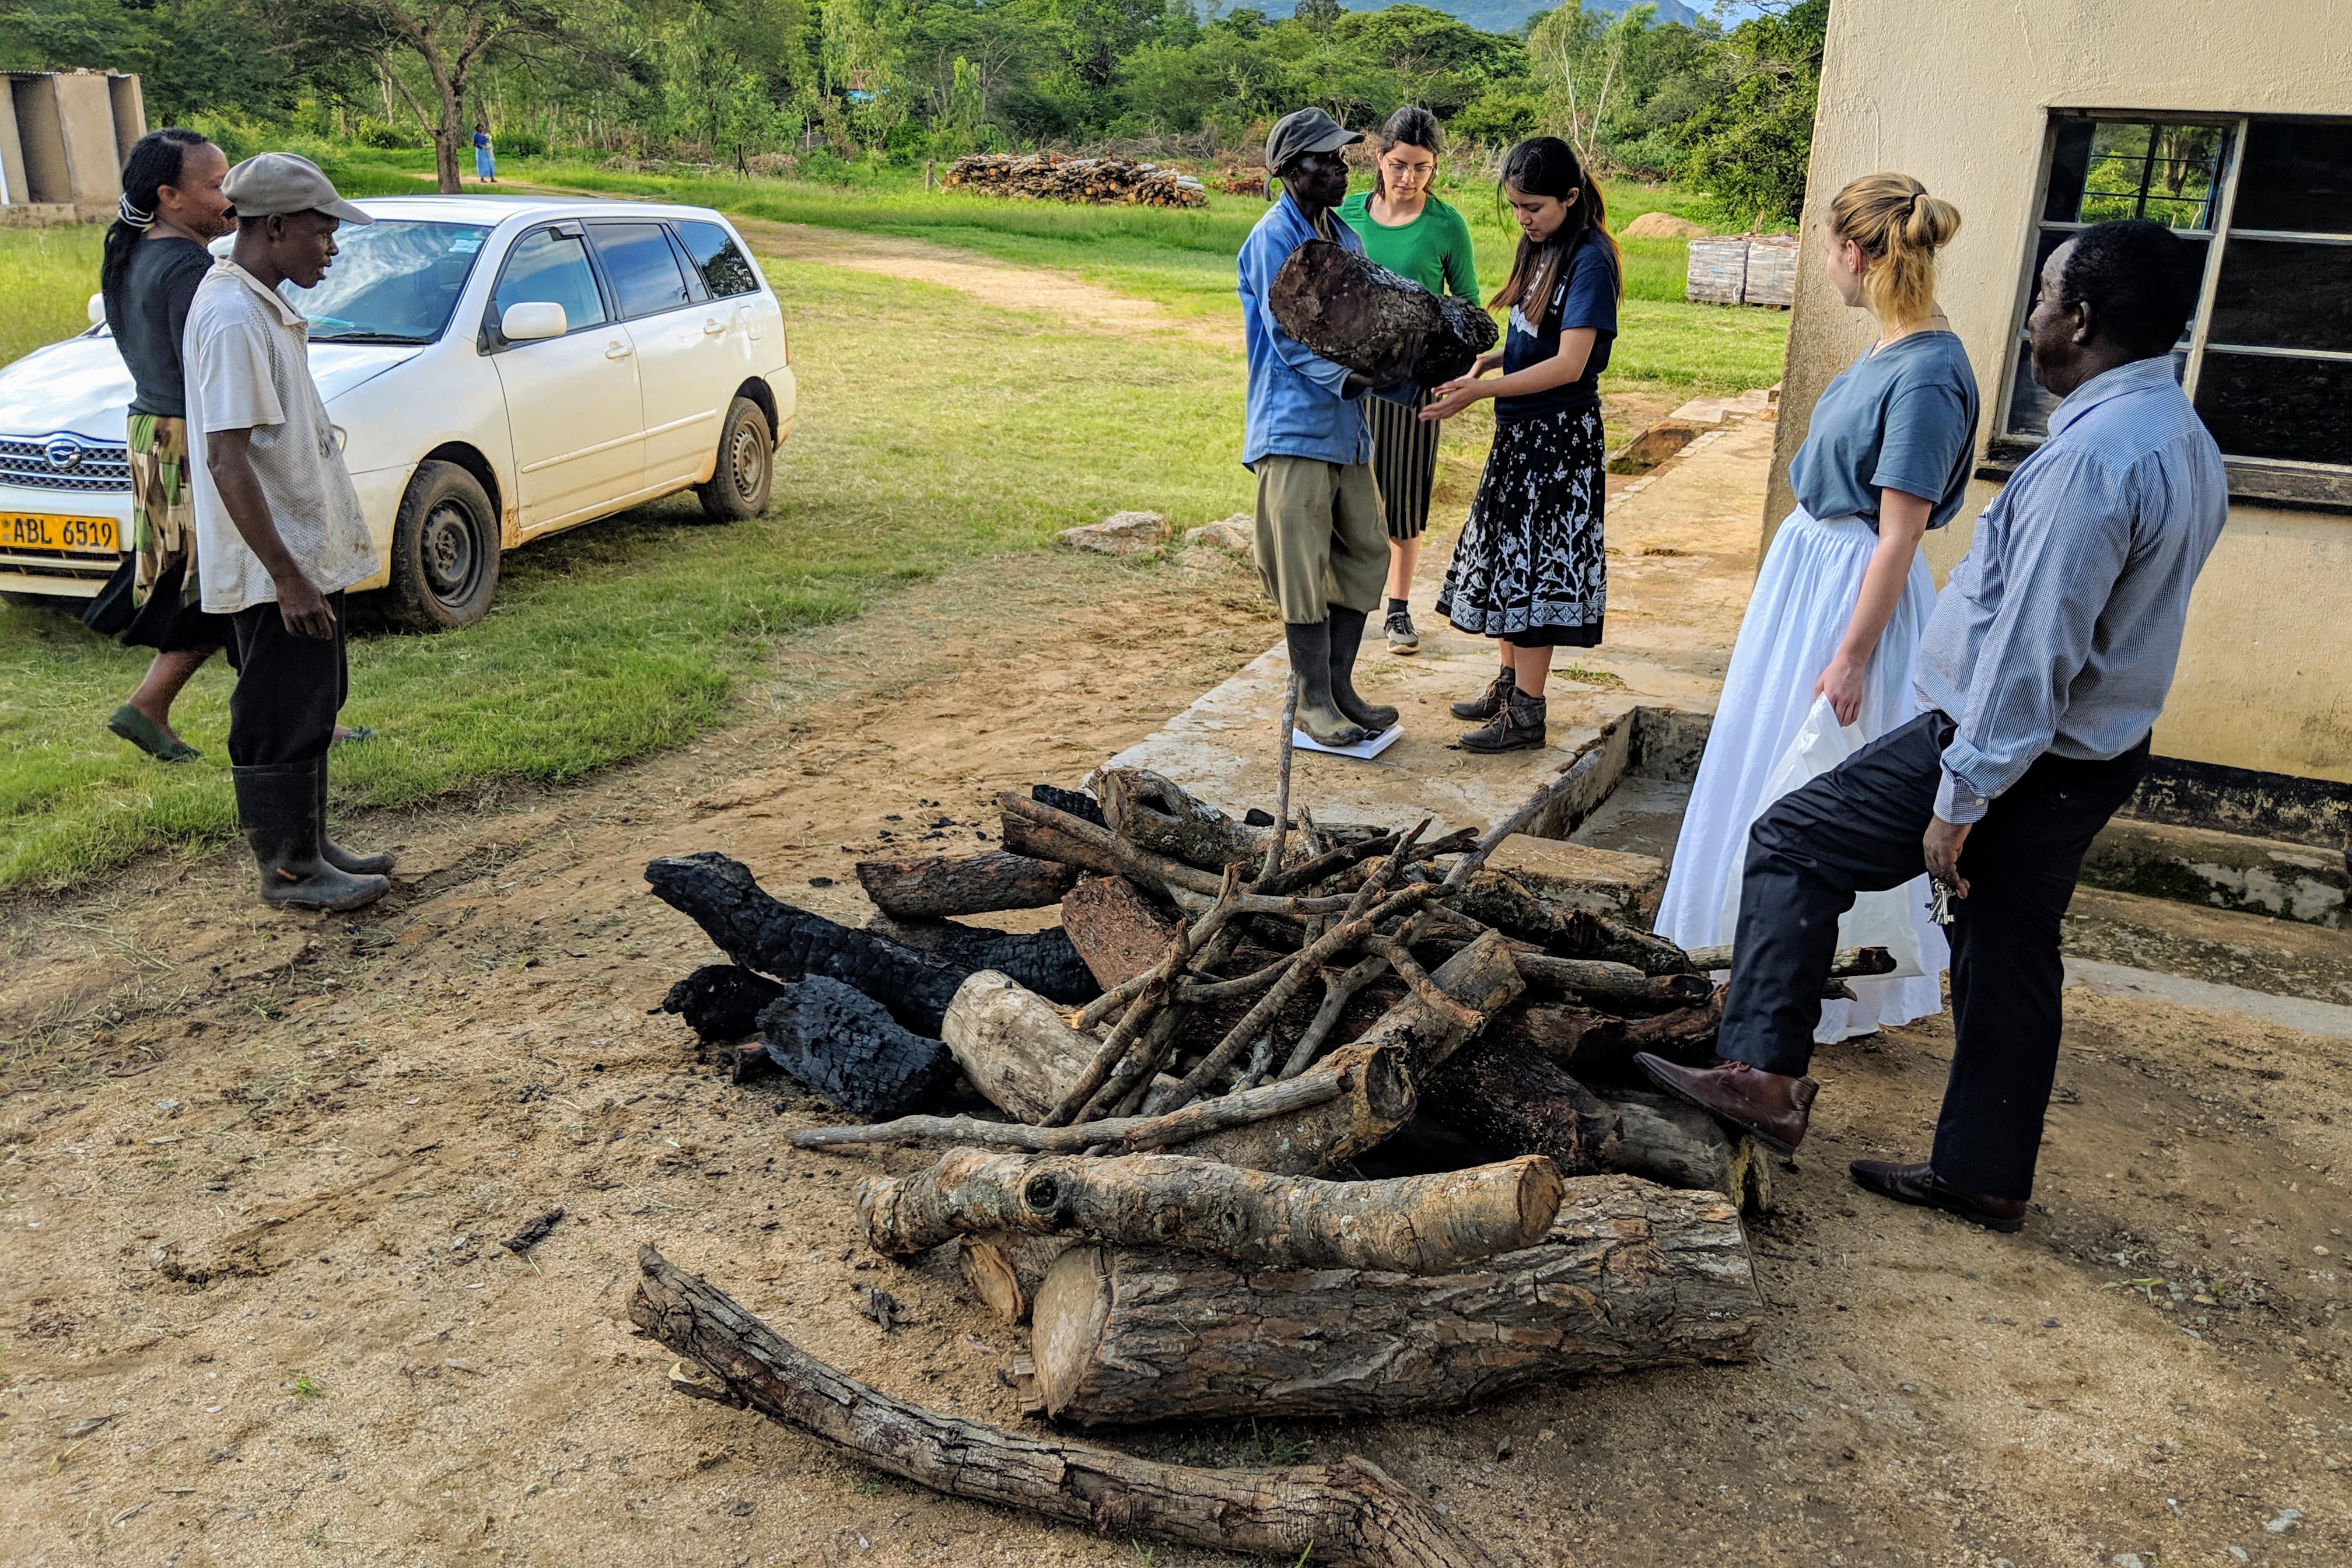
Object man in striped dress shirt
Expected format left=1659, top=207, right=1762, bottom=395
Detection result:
left=1640, top=219, right=2228, bottom=1232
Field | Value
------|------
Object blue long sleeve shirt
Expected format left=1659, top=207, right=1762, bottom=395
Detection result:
left=1238, top=192, right=1371, bottom=469
left=1915, top=355, right=2228, bottom=823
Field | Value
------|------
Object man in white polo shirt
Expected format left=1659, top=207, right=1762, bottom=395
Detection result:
left=187, top=152, right=394, bottom=910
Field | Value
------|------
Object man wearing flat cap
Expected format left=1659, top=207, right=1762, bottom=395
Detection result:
left=1238, top=107, right=1404, bottom=749
left=185, top=152, right=394, bottom=911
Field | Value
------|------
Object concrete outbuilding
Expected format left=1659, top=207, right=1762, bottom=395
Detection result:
left=1, top=69, right=146, bottom=223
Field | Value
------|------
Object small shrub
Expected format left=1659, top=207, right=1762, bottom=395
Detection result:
left=499, top=130, right=549, bottom=159
left=353, top=117, right=423, bottom=150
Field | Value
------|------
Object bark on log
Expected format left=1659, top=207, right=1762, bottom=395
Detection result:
left=647, top=853, right=969, bottom=1035
left=1096, top=767, right=1265, bottom=873
left=1420, top=1031, right=1619, bottom=1177
left=1615, top=997, right=1723, bottom=1068
left=999, top=792, right=1227, bottom=898
left=958, top=1234, right=1079, bottom=1324
left=659, top=964, right=788, bottom=1043
left=854, top=850, right=1080, bottom=919
left=940, top=971, right=1099, bottom=1122
left=1502, top=1002, right=1626, bottom=1078
left=1590, top=1086, right=1771, bottom=1215
left=1516, top=953, right=1714, bottom=1010
left=1026, top=1175, right=1762, bottom=1427
left=630, top=1244, right=1494, bottom=1568
left=859, top=1149, right=1562, bottom=1273
left=1682, top=943, right=1897, bottom=978
left=864, top=912, right=1100, bottom=1005
left=755, top=980, right=958, bottom=1119
left=1059, top=876, right=1178, bottom=989
left=1268, top=239, right=1500, bottom=386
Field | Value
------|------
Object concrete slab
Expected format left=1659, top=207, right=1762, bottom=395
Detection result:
left=2064, top=957, right=2352, bottom=1040
left=2082, top=816, right=2349, bottom=928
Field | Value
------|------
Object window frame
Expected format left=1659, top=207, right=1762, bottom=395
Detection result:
left=1983, top=109, right=2352, bottom=514
left=480, top=220, right=617, bottom=352
left=672, top=218, right=766, bottom=302
left=582, top=218, right=700, bottom=324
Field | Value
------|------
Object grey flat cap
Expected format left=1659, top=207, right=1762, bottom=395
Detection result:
left=223, top=153, right=373, bottom=226
left=1264, top=107, right=1363, bottom=179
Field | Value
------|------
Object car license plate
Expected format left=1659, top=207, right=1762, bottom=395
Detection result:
left=1, top=512, right=118, bottom=553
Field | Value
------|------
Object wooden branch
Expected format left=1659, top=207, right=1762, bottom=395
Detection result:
left=999, top=792, right=1225, bottom=897
left=859, top=1149, right=1563, bottom=1273
left=1362, top=935, right=1482, bottom=1031
left=630, top=1245, right=1495, bottom=1568
left=782, top=1061, right=1356, bottom=1153
left=854, top=850, right=1079, bottom=919
left=1516, top=953, right=1714, bottom=1009
left=1681, top=943, right=1897, bottom=978
left=1024, top=1177, right=1762, bottom=1427
left=1442, top=737, right=1609, bottom=889
left=1279, top=951, right=1392, bottom=1079
left=1257, top=677, right=1298, bottom=886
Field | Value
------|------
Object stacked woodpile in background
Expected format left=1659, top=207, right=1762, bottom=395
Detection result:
left=943, top=152, right=1207, bottom=208
left=1686, top=233, right=1800, bottom=308
left=634, top=751, right=1895, bottom=1563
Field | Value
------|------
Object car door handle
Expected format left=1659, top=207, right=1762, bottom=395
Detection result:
left=702, top=317, right=727, bottom=335
left=605, top=341, right=633, bottom=360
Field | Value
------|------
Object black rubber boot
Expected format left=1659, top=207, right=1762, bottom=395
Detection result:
left=233, top=761, right=390, bottom=911
left=1450, top=664, right=1516, bottom=720
left=316, top=755, right=395, bottom=876
left=1283, top=621, right=1373, bottom=748
left=1325, top=606, right=1399, bottom=733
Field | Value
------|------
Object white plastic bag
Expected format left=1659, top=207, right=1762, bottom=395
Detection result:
left=1716, top=696, right=1926, bottom=980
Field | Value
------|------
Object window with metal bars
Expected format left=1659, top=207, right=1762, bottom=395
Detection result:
left=1992, top=112, right=2352, bottom=509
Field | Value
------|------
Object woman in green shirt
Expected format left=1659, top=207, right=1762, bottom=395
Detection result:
left=1339, top=106, right=1478, bottom=654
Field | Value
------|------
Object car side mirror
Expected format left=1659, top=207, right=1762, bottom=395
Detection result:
left=501, top=302, right=566, bottom=341
left=88, top=292, right=107, bottom=329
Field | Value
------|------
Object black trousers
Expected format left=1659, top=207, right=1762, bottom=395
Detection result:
left=225, top=592, right=348, bottom=768
left=1717, top=712, right=2149, bottom=1199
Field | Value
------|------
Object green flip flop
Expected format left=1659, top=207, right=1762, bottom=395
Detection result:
left=332, top=725, right=379, bottom=747
left=107, top=704, right=201, bottom=764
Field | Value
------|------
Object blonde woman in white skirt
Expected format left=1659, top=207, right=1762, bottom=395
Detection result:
left=1656, top=173, right=1976, bottom=1041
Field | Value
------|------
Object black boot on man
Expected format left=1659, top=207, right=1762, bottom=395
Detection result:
left=1283, top=621, right=1374, bottom=748
left=234, top=761, right=389, bottom=911
left=316, top=755, right=395, bottom=876
left=1325, top=606, right=1398, bottom=733
left=1458, top=685, right=1546, bottom=752
left=1634, top=1053, right=1818, bottom=1154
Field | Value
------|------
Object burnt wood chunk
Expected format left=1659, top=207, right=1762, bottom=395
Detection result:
left=1502, top=1001, right=1628, bottom=1077
left=1096, top=767, right=1265, bottom=873
left=853, top=849, right=1080, bottom=919
left=1422, top=1031, right=1619, bottom=1177
left=1030, top=783, right=1105, bottom=827
left=864, top=912, right=1099, bottom=1005
left=1268, top=239, right=1500, bottom=386
left=659, top=964, right=789, bottom=1043
left=1060, top=876, right=1178, bottom=989
left=757, top=978, right=957, bottom=1119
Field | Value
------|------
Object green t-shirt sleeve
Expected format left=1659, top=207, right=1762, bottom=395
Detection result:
left=1440, top=206, right=1478, bottom=298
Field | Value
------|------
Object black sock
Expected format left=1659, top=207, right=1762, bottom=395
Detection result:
left=1386, top=597, right=1409, bottom=616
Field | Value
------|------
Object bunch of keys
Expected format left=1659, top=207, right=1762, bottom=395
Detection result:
left=1927, top=877, right=1959, bottom=926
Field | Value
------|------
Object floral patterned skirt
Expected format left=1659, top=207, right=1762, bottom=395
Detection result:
left=1435, top=404, right=1606, bottom=648
left=81, top=412, right=229, bottom=652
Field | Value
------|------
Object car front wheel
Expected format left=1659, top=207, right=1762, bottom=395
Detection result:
left=695, top=395, right=774, bottom=522
left=387, top=460, right=501, bottom=631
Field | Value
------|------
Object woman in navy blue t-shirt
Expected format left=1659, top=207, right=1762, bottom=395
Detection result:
left=1420, top=136, right=1619, bottom=753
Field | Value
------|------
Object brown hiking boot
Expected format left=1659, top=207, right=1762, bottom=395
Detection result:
left=1633, top=1052, right=1818, bottom=1154
left=1849, top=1160, right=2028, bottom=1233
left=1449, top=665, right=1516, bottom=720
left=1458, top=688, right=1545, bottom=752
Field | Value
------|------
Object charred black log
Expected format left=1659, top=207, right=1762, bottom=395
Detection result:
left=864, top=913, right=1100, bottom=1005
left=1031, top=784, right=1105, bottom=827
left=757, top=978, right=957, bottom=1119
left=854, top=850, right=1080, bottom=919
left=646, top=853, right=968, bottom=1036
left=659, top=964, right=789, bottom=1043
left=1420, top=1032, right=1619, bottom=1176
left=1268, top=239, right=1499, bottom=387
left=1452, top=872, right=1695, bottom=975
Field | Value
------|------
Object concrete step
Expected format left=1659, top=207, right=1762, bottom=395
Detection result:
left=2081, top=817, right=2349, bottom=928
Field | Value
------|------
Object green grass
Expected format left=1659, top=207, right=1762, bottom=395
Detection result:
left=0, top=226, right=106, bottom=368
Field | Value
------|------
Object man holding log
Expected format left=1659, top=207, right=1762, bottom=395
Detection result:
left=1237, top=107, right=1413, bottom=748
left=1639, top=220, right=2227, bottom=1233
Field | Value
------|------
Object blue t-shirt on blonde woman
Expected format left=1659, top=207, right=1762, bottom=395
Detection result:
left=1789, top=330, right=1981, bottom=530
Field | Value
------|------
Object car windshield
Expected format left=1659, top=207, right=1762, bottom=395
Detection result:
left=281, top=220, right=492, bottom=344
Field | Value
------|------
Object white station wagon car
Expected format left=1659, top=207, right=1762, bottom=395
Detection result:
left=0, top=195, right=794, bottom=628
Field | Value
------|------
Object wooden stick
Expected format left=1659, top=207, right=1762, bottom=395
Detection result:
left=629, top=1245, right=1496, bottom=1568
left=1516, top=953, right=1715, bottom=1008
left=782, top=1066, right=1349, bottom=1153
left=1681, top=943, right=1898, bottom=978
left=1077, top=1007, right=1182, bottom=1124
left=999, top=792, right=1227, bottom=897
left=1279, top=951, right=1392, bottom=1079
left=1255, top=674, right=1299, bottom=887
left=1044, top=869, right=1240, bottom=1126
left=1441, top=737, right=1608, bottom=890
left=1362, top=934, right=1483, bottom=1032
left=853, top=850, right=1079, bottom=919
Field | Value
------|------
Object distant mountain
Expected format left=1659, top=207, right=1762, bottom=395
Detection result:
left=1244, top=0, right=1704, bottom=33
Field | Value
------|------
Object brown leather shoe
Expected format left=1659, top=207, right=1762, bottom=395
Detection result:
left=1848, top=1159, right=2027, bottom=1233
left=1633, top=1052, right=1818, bottom=1154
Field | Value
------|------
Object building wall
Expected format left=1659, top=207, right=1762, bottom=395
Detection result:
left=1767, top=0, right=2352, bottom=782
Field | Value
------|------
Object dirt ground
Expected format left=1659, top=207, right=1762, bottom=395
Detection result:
left=4, top=229, right=2350, bottom=1566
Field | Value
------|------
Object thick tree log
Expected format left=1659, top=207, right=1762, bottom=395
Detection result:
left=1026, top=1175, right=1762, bottom=1427
left=1268, top=239, right=1500, bottom=386
left=864, top=912, right=1100, bottom=1005
left=1615, top=996, right=1724, bottom=1068
left=647, top=853, right=968, bottom=1035
left=1516, top=952, right=1714, bottom=1010
left=1059, top=876, right=1178, bottom=989
left=1682, top=943, right=1898, bottom=978
left=1420, top=1031, right=1619, bottom=1177
left=659, top=964, right=788, bottom=1043
left=1590, top=1086, right=1771, bottom=1215
left=958, top=1234, right=1079, bottom=1324
left=1452, top=873, right=1698, bottom=975
left=859, top=1149, right=1562, bottom=1273
left=941, top=971, right=1100, bottom=1122
left=1097, top=767, right=1265, bottom=873
left=630, top=1245, right=1494, bottom=1568
left=755, top=979, right=958, bottom=1119
left=854, top=849, right=1080, bottom=919
left=1502, top=1001, right=1626, bottom=1077
left=999, top=792, right=1227, bottom=898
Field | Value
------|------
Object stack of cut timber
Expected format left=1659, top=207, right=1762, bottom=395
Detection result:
left=943, top=152, right=1207, bottom=209
left=1685, top=233, right=1800, bottom=309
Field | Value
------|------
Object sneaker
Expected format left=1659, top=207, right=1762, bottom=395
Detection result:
left=1458, top=689, right=1546, bottom=753
left=1384, top=610, right=1420, bottom=655
left=1448, top=666, right=1516, bottom=721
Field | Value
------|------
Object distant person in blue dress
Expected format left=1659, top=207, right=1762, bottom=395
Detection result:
left=1655, top=173, right=1973, bottom=1041
left=473, top=124, right=496, bottom=184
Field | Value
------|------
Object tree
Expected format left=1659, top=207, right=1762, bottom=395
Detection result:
left=1528, top=1, right=1652, bottom=169
left=1293, top=0, right=1340, bottom=36
left=1671, top=0, right=1825, bottom=226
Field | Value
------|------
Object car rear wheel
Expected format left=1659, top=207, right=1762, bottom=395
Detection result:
left=387, top=460, right=501, bottom=631
left=695, top=396, right=774, bottom=522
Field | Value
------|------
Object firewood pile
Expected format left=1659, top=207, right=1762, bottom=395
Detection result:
left=632, top=741, right=1898, bottom=1564
left=942, top=152, right=1208, bottom=209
